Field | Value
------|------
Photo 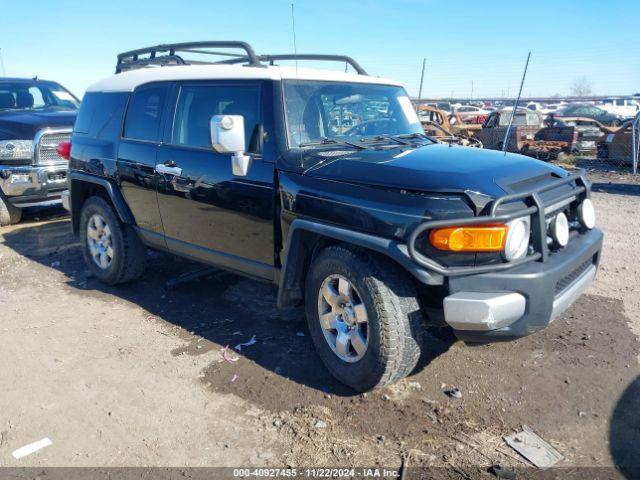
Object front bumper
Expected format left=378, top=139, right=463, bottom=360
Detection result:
left=445, top=228, right=603, bottom=342
left=0, top=164, right=67, bottom=207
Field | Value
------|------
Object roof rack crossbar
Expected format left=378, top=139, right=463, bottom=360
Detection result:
left=258, top=54, right=368, bottom=75
left=115, top=41, right=262, bottom=73
left=217, top=54, right=368, bottom=75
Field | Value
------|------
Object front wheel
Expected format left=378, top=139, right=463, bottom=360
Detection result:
left=79, top=196, right=146, bottom=284
left=0, top=192, right=22, bottom=226
left=305, top=246, right=424, bottom=391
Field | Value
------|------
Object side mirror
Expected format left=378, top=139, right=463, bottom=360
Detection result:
left=210, top=115, right=251, bottom=176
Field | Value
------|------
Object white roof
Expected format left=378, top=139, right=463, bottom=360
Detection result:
left=87, top=64, right=403, bottom=93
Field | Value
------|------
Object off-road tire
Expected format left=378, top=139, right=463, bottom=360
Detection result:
left=79, top=196, right=146, bottom=284
left=305, top=246, right=423, bottom=392
left=0, top=191, right=22, bottom=226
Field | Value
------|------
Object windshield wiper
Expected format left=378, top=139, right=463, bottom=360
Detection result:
left=358, top=134, right=413, bottom=146
left=395, top=132, right=433, bottom=142
left=299, top=137, right=366, bottom=150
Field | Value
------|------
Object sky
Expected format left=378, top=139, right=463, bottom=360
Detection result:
left=1, top=0, right=638, bottom=100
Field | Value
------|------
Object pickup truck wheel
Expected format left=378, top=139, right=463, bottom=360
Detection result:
left=79, top=196, right=146, bottom=284
left=0, top=192, right=22, bottom=226
left=305, top=246, right=423, bottom=392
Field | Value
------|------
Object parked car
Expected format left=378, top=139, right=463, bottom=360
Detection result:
left=427, top=102, right=452, bottom=115
left=476, top=108, right=543, bottom=151
left=539, top=103, right=567, bottom=114
left=597, top=119, right=637, bottom=164
left=554, top=103, right=623, bottom=127
left=598, top=97, right=640, bottom=119
left=65, top=41, right=603, bottom=391
left=418, top=106, right=482, bottom=147
left=0, top=77, right=78, bottom=225
left=547, top=117, right=611, bottom=153
left=453, top=105, right=490, bottom=123
left=477, top=108, right=576, bottom=159
left=524, top=102, right=543, bottom=112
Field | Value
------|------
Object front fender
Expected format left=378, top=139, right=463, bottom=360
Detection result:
left=276, top=218, right=443, bottom=308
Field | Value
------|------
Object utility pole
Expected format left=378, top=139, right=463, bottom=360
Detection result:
left=416, top=58, right=426, bottom=113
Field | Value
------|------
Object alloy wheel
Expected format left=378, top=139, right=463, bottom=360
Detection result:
left=317, top=274, right=369, bottom=363
left=86, top=213, right=114, bottom=270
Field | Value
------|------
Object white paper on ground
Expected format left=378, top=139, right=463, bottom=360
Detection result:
left=12, top=437, right=53, bottom=459
left=504, top=426, right=563, bottom=468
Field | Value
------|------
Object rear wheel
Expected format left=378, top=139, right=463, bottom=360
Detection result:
left=0, top=192, right=22, bottom=226
left=305, top=246, right=423, bottom=391
left=79, top=196, right=146, bottom=284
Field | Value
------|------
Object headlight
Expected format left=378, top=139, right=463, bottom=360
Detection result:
left=550, top=212, right=570, bottom=247
left=503, top=217, right=530, bottom=261
left=0, top=140, right=33, bottom=161
left=577, top=198, right=595, bottom=229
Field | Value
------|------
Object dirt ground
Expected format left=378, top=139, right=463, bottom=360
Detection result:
left=0, top=171, right=638, bottom=478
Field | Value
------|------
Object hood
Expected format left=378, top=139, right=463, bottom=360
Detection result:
left=305, top=143, right=568, bottom=198
left=0, top=109, right=77, bottom=140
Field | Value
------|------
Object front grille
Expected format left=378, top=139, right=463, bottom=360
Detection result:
left=36, top=132, right=71, bottom=165
left=555, top=257, right=593, bottom=295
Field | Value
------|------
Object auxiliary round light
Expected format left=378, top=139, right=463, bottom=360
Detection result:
left=220, top=116, right=234, bottom=130
left=503, top=217, right=530, bottom=261
left=550, top=212, right=570, bottom=247
left=577, top=198, right=595, bottom=229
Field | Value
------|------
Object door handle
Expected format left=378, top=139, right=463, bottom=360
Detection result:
left=156, top=163, right=182, bottom=176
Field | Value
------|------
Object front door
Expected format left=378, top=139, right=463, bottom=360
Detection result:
left=156, top=81, right=275, bottom=279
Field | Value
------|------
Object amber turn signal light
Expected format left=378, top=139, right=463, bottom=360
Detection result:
left=429, top=224, right=508, bottom=252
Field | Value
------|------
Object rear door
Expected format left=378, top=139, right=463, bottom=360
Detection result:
left=117, top=83, right=170, bottom=246
left=155, top=81, right=275, bottom=279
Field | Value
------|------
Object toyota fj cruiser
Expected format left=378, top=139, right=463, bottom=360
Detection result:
left=0, top=77, right=78, bottom=225
left=66, top=42, right=603, bottom=391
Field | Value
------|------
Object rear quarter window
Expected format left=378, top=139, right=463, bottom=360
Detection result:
left=74, top=92, right=129, bottom=139
left=123, top=84, right=169, bottom=142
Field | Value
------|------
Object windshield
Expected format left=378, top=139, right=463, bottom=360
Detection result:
left=283, top=80, right=423, bottom=148
left=498, top=111, right=541, bottom=126
left=0, top=81, right=79, bottom=112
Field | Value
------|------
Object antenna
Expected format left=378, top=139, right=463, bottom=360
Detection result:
left=0, top=49, right=6, bottom=76
left=290, top=3, right=298, bottom=74
left=416, top=58, right=426, bottom=114
left=502, top=51, right=531, bottom=155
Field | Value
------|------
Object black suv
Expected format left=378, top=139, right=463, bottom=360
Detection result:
left=66, top=42, right=603, bottom=391
left=0, top=77, right=78, bottom=225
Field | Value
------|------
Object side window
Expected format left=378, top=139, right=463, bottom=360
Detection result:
left=75, top=92, right=129, bottom=139
left=28, top=87, right=45, bottom=108
left=172, top=84, right=261, bottom=151
left=123, top=84, right=169, bottom=142
left=74, top=92, right=98, bottom=134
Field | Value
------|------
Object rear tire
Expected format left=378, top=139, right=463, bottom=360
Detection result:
left=79, top=196, right=146, bottom=284
left=305, top=246, right=423, bottom=392
left=0, top=192, right=22, bottom=226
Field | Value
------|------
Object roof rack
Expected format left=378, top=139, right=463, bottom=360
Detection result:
left=115, top=41, right=368, bottom=75
left=235, top=54, right=367, bottom=75
left=115, top=41, right=263, bottom=73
